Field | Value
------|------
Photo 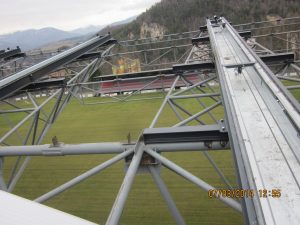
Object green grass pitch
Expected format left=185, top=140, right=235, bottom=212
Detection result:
left=1, top=93, right=248, bottom=225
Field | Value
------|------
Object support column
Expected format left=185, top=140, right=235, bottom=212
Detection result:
left=0, top=157, right=7, bottom=191
left=105, top=142, right=144, bottom=225
left=149, top=166, right=186, bottom=225
left=149, top=76, right=180, bottom=128
left=145, top=149, right=242, bottom=213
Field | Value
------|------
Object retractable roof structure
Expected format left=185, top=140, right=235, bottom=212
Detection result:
left=0, top=16, right=300, bottom=225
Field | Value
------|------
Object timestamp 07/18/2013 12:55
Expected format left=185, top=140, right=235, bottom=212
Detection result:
left=208, top=189, right=282, bottom=199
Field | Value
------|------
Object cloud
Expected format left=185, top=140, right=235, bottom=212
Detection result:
left=120, top=0, right=159, bottom=11
left=0, top=0, right=161, bottom=34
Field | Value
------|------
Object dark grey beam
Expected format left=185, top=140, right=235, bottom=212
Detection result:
left=4, top=53, right=26, bottom=61
left=172, top=61, right=215, bottom=74
left=199, top=21, right=234, bottom=31
left=0, top=47, right=22, bottom=59
left=173, top=53, right=292, bottom=73
left=95, top=68, right=173, bottom=81
left=74, top=51, right=102, bottom=61
left=143, top=125, right=228, bottom=145
left=19, top=78, right=66, bottom=92
left=259, top=52, right=295, bottom=64
left=94, top=52, right=294, bottom=82
left=192, top=31, right=251, bottom=45
left=192, top=36, right=210, bottom=44
left=95, top=62, right=215, bottom=81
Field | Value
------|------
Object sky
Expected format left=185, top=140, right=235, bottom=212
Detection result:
left=0, top=0, right=161, bottom=34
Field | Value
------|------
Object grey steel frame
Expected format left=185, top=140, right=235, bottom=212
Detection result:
left=0, top=37, right=116, bottom=192
left=0, top=16, right=299, bottom=225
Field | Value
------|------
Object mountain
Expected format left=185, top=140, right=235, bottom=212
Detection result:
left=70, top=25, right=105, bottom=36
left=112, top=0, right=300, bottom=39
left=0, top=15, right=139, bottom=51
left=69, top=16, right=138, bottom=37
left=0, top=27, right=79, bottom=51
left=110, top=15, right=138, bottom=27
left=94, top=15, right=139, bottom=37
left=2, top=1, right=298, bottom=52
left=40, top=16, right=140, bottom=51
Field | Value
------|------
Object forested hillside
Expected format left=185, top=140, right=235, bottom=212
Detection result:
left=110, top=0, right=299, bottom=39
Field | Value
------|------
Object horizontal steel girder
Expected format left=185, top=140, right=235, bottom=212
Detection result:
left=143, top=125, right=228, bottom=144
left=0, top=47, right=22, bottom=59
left=0, top=141, right=230, bottom=158
left=0, top=142, right=229, bottom=156
left=94, top=52, right=294, bottom=81
left=207, top=17, right=300, bottom=225
left=20, top=78, right=66, bottom=92
left=192, top=30, right=252, bottom=44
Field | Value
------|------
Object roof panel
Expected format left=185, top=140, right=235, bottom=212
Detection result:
left=0, top=191, right=98, bottom=225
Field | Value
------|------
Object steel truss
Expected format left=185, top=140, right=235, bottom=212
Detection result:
left=0, top=16, right=300, bottom=225
left=0, top=35, right=116, bottom=193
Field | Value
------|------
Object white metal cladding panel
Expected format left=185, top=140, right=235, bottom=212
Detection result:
left=0, top=191, right=98, bottom=225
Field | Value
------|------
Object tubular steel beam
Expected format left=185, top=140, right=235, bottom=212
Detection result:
left=149, top=166, right=186, bottom=225
left=2, top=45, right=116, bottom=192
left=173, top=101, right=222, bottom=127
left=172, top=76, right=217, bottom=96
left=0, top=143, right=128, bottom=156
left=0, top=158, right=7, bottom=191
left=105, top=141, right=144, bottom=225
left=0, top=91, right=59, bottom=144
left=7, top=157, right=31, bottom=192
left=0, top=140, right=230, bottom=157
left=35, top=149, right=133, bottom=203
left=145, top=149, right=242, bottom=213
left=287, top=85, right=300, bottom=90
left=0, top=108, right=35, bottom=114
left=202, top=151, right=233, bottom=189
left=0, top=34, right=113, bottom=100
left=149, top=76, right=180, bottom=128
left=2, top=17, right=298, bottom=225
left=169, top=92, right=220, bottom=99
